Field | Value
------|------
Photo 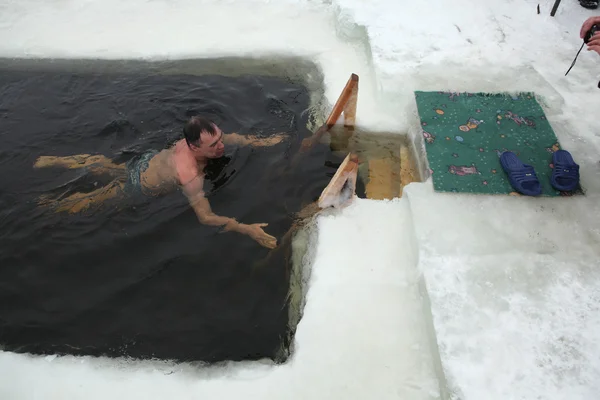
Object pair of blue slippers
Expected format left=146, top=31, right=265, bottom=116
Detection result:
left=500, top=150, right=580, bottom=196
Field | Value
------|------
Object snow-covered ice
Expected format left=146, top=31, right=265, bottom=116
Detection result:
left=1, top=0, right=600, bottom=399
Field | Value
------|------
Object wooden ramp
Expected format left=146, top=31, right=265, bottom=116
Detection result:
left=299, top=73, right=359, bottom=151
left=318, top=153, right=359, bottom=209
left=300, top=73, right=420, bottom=202
left=365, top=141, right=419, bottom=200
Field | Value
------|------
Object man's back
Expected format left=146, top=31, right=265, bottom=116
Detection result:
left=141, top=139, right=202, bottom=196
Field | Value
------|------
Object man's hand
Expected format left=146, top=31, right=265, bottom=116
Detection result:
left=240, top=222, right=277, bottom=249
left=300, top=136, right=317, bottom=152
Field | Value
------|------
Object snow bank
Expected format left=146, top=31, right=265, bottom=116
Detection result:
left=405, top=181, right=600, bottom=400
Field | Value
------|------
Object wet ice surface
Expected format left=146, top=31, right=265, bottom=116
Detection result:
left=2, top=0, right=600, bottom=399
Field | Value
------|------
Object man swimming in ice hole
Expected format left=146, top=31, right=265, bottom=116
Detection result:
left=34, top=116, right=287, bottom=249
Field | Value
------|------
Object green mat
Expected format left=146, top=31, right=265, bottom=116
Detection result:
left=414, top=91, right=583, bottom=196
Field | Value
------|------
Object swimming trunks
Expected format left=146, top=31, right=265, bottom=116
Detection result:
left=124, top=150, right=159, bottom=196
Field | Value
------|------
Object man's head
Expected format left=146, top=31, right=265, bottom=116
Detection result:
left=183, top=116, right=225, bottom=159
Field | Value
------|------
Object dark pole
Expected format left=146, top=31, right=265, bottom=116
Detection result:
left=551, top=0, right=562, bottom=16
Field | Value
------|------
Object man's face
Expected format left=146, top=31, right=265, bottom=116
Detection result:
left=197, top=127, right=225, bottom=159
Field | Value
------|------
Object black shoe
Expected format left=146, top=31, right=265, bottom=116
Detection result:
left=581, top=0, right=599, bottom=9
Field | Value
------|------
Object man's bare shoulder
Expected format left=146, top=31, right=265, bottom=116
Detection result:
left=172, top=140, right=202, bottom=186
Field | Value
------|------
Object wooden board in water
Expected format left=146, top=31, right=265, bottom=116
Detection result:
left=318, top=152, right=359, bottom=208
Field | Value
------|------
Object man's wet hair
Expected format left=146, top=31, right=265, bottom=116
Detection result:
left=183, top=116, right=217, bottom=147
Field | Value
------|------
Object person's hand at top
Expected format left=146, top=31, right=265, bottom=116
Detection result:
left=580, top=16, right=600, bottom=38
left=581, top=16, right=600, bottom=55
left=587, top=32, right=600, bottom=55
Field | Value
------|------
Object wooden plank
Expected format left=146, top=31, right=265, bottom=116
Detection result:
left=342, top=82, right=358, bottom=129
left=318, top=152, right=359, bottom=209
left=399, top=143, right=418, bottom=196
left=325, top=73, right=359, bottom=128
left=300, top=73, right=359, bottom=151
left=366, top=157, right=399, bottom=200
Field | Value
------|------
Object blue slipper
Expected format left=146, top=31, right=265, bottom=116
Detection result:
left=551, top=150, right=580, bottom=191
left=500, top=151, right=542, bottom=196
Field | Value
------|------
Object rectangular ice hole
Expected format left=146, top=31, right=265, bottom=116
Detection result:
left=0, top=56, right=358, bottom=365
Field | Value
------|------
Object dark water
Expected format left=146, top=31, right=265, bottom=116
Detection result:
left=0, top=66, right=364, bottom=363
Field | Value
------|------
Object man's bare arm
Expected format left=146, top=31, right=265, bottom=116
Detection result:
left=223, top=132, right=287, bottom=147
left=181, top=174, right=277, bottom=248
left=182, top=174, right=245, bottom=232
